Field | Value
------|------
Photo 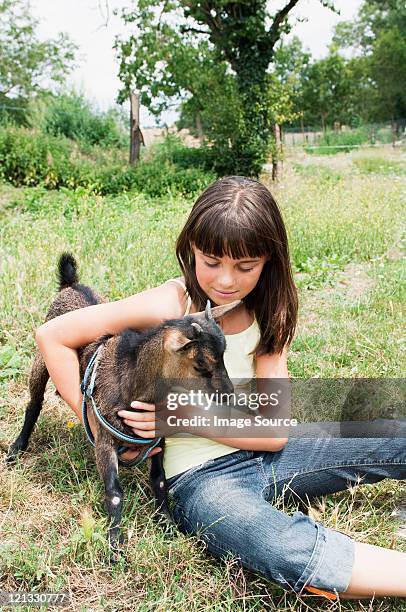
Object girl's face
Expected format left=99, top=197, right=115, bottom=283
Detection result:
left=192, top=245, right=268, bottom=304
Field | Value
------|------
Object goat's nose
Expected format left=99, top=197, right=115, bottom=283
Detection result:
left=227, top=379, right=234, bottom=394
left=221, top=376, right=234, bottom=394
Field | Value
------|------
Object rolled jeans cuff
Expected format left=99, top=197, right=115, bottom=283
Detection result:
left=295, top=524, right=355, bottom=594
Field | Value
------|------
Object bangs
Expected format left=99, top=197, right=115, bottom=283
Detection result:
left=190, top=208, right=272, bottom=260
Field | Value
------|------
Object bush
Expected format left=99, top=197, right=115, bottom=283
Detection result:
left=40, top=93, right=128, bottom=149
left=0, top=95, right=31, bottom=127
left=95, top=139, right=216, bottom=197
left=0, top=126, right=96, bottom=189
left=0, top=127, right=216, bottom=196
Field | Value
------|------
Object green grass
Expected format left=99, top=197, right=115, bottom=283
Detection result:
left=304, top=126, right=373, bottom=155
left=1, top=145, right=406, bottom=610
left=354, top=156, right=406, bottom=175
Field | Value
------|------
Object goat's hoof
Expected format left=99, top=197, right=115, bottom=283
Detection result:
left=108, top=530, right=125, bottom=566
left=5, top=440, right=26, bottom=464
left=109, top=548, right=125, bottom=566
left=5, top=447, right=22, bottom=464
left=109, top=544, right=128, bottom=568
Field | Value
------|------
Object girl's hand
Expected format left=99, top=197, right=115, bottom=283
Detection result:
left=118, top=401, right=157, bottom=439
left=87, top=405, right=161, bottom=462
left=118, top=401, right=161, bottom=461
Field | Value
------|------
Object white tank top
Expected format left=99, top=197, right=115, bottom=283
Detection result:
left=163, top=279, right=260, bottom=479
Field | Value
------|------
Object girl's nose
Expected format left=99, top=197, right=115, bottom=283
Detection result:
left=217, top=272, right=236, bottom=289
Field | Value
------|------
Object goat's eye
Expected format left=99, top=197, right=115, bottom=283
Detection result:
left=193, top=366, right=212, bottom=377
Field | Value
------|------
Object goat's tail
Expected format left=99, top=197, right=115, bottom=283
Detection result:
left=57, top=253, right=79, bottom=290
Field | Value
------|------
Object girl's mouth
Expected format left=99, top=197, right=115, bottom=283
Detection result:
left=213, top=289, right=238, bottom=296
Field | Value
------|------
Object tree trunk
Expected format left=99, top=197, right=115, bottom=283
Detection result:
left=195, top=111, right=204, bottom=144
left=272, top=123, right=282, bottom=181
left=391, top=120, right=399, bottom=147
left=129, top=92, right=144, bottom=165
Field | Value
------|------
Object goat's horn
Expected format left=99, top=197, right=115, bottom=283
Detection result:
left=192, top=299, right=242, bottom=321
left=191, top=322, right=203, bottom=335
left=205, top=300, right=213, bottom=320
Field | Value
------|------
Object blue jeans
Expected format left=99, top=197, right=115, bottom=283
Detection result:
left=167, top=436, right=406, bottom=595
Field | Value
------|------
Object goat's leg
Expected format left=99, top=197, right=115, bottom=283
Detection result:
left=94, top=435, right=124, bottom=561
left=6, top=352, right=49, bottom=463
left=150, top=441, right=172, bottom=524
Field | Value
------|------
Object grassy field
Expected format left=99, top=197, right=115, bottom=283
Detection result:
left=0, top=144, right=405, bottom=611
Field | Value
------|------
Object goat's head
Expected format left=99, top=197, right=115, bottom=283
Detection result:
left=161, top=300, right=241, bottom=395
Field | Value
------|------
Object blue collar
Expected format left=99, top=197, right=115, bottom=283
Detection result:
left=81, top=345, right=162, bottom=467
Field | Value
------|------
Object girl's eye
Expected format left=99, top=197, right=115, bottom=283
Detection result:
left=204, top=261, right=254, bottom=272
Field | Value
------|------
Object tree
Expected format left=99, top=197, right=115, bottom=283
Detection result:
left=115, top=0, right=337, bottom=177
left=270, top=36, right=310, bottom=127
left=300, top=48, right=353, bottom=128
left=0, top=0, right=77, bottom=110
left=367, top=28, right=406, bottom=122
left=333, top=0, right=406, bottom=122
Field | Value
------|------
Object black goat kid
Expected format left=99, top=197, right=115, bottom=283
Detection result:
left=7, top=254, right=239, bottom=558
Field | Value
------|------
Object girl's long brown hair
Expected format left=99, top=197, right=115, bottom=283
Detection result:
left=176, top=176, right=298, bottom=356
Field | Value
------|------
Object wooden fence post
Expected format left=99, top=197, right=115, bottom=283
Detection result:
left=272, top=123, right=282, bottom=181
left=129, top=92, right=145, bottom=165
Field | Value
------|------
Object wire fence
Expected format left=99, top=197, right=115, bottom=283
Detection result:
left=282, top=120, right=406, bottom=150
left=2, top=102, right=406, bottom=154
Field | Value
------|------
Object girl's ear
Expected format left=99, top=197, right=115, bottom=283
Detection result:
left=191, top=299, right=242, bottom=321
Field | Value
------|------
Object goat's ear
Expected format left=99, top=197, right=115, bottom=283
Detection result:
left=192, top=299, right=242, bottom=321
left=164, top=329, right=197, bottom=354
left=190, top=321, right=203, bottom=337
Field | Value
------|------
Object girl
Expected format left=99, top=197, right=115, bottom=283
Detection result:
left=36, top=176, right=406, bottom=601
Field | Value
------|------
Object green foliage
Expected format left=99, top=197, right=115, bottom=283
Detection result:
left=115, top=0, right=335, bottom=177
left=0, top=126, right=95, bottom=189
left=0, top=0, right=76, bottom=103
left=299, top=49, right=353, bottom=128
left=368, top=28, right=406, bottom=121
left=0, top=344, right=23, bottom=381
left=0, top=126, right=215, bottom=197
left=331, top=0, right=406, bottom=122
left=277, top=1, right=406, bottom=127
left=0, top=95, right=30, bottom=126
left=39, top=93, right=128, bottom=148
left=295, top=253, right=348, bottom=289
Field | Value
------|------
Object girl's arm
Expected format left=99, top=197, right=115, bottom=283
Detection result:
left=255, top=345, right=289, bottom=379
left=35, top=283, right=184, bottom=420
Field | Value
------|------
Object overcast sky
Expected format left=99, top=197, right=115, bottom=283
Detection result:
left=31, top=0, right=363, bottom=126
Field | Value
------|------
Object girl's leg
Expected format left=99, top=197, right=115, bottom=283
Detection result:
left=257, top=435, right=406, bottom=598
left=167, top=450, right=356, bottom=596
left=341, top=542, right=406, bottom=599
left=256, top=436, right=406, bottom=504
